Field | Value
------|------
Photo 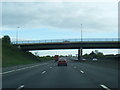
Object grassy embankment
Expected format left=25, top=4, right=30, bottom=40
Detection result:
left=2, top=43, right=53, bottom=67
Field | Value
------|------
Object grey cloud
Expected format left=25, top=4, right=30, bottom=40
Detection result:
left=2, top=2, right=117, bottom=32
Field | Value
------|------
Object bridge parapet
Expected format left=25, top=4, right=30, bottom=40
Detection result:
left=12, top=38, right=119, bottom=45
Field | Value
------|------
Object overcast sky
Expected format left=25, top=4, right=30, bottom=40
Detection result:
left=2, top=2, right=118, bottom=31
left=1, top=1, right=118, bottom=56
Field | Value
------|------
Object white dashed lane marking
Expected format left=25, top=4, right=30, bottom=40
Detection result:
left=100, top=84, right=111, bottom=90
left=80, top=70, right=84, bottom=73
left=74, top=66, right=77, bottom=68
left=16, top=85, right=24, bottom=90
left=41, top=71, right=46, bottom=74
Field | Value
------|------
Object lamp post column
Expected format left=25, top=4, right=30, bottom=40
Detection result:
left=16, top=27, right=20, bottom=44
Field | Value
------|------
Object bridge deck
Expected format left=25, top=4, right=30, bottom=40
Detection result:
left=12, top=38, right=119, bottom=45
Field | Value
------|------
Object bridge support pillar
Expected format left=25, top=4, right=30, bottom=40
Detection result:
left=78, top=48, right=82, bottom=61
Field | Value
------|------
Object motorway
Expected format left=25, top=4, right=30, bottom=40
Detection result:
left=2, top=58, right=118, bottom=89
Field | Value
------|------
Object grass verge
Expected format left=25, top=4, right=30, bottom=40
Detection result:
left=2, top=43, right=53, bottom=67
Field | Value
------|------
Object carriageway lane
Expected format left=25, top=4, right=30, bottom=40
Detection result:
left=2, top=60, right=118, bottom=89
left=70, top=61, right=118, bottom=88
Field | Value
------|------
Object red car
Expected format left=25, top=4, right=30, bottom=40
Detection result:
left=57, top=58, right=67, bottom=66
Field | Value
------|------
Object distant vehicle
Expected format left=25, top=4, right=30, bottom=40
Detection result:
left=58, top=58, right=67, bottom=66
left=54, top=55, right=59, bottom=62
left=82, top=58, right=86, bottom=60
left=63, top=40, right=70, bottom=43
left=92, top=58, right=98, bottom=61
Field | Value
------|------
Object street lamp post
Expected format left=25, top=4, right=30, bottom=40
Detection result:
left=81, top=24, right=83, bottom=60
left=16, top=27, right=20, bottom=44
left=81, top=24, right=82, bottom=42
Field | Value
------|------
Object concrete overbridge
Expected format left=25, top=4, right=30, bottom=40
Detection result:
left=12, top=38, right=120, bottom=60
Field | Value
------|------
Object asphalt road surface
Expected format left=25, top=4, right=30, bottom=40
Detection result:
left=2, top=59, right=118, bottom=89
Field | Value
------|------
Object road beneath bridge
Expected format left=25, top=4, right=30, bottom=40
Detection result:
left=2, top=58, right=118, bottom=89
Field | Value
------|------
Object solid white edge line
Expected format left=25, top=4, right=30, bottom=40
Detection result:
left=100, top=84, right=111, bottom=90
left=2, top=70, right=16, bottom=74
left=1, top=63, right=48, bottom=75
